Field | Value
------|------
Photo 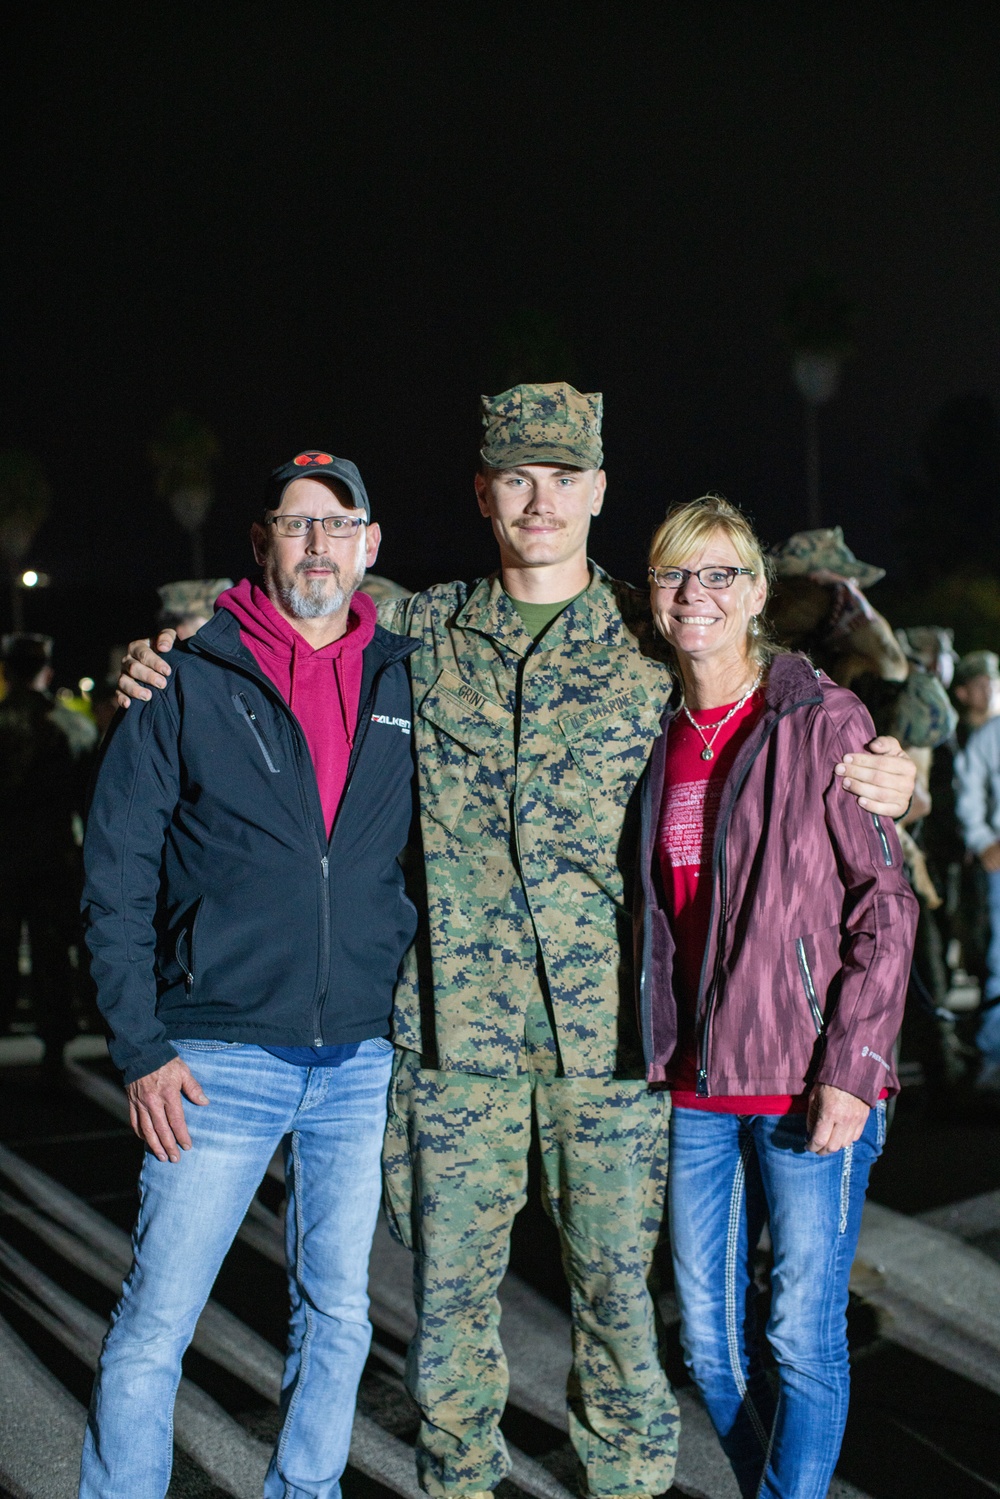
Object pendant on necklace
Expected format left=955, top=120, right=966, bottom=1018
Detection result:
left=701, top=747, right=714, bottom=761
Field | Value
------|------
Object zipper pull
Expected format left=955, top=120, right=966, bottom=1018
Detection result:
left=321, top=856, right=329, bottom=878
left=695, top=1068, right=709, bottom=1098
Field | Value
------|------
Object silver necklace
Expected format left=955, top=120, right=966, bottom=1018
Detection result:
left=681, top=673, right=762, bottom=761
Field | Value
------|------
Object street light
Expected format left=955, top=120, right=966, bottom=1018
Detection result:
left=782, top=270, right=859, bottom=529
left=791, top=353, right=843, bottom=529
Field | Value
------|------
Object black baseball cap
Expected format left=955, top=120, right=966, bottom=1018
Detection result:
left=265, top=450, right=371, bottom=519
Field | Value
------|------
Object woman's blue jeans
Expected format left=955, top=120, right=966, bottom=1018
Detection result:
left=79, top=1038, right=393, bottom=1499
left=668, top=1102, right=886, bottom=1499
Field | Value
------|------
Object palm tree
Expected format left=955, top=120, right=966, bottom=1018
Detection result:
left=149, top=411, right=220, bottom=577
left=0, top=451, right=51, bottom=630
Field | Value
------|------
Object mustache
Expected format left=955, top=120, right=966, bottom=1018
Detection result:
left=294, top=558, right=340, bottom=576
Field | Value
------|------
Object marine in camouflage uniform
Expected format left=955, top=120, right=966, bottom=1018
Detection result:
left=767, top=526, right=956, bottom=750
left=378, top=383, right=680, bottom=1499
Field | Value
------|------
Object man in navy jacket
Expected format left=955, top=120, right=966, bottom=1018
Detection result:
left=80, top=451, right=417, bottom=1499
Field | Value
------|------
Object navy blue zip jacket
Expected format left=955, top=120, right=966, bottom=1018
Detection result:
left=83, top=605, right=419, bottom=1084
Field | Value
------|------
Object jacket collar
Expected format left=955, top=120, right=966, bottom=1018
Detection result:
left=453, top=562, right=630, bottom=652
left=657, top=649, right=823, bottom=724
left=646, top=651, right=823, bottom=858
left=761, top=651, right=825, bottom=712
left=185, top=595, right=418, bottom=677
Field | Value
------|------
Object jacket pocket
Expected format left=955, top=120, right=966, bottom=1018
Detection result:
left=416, top=672, right=507, bottom=836
left=175, top=897, right=203, bottom=992
left=157, top=896, right=202, bottom=992
left=790, top=923, right=841, bottom=1034
left=871, top=814, right=893, bottom=867
left=795, top=936, right=826, bottom=1034
left=559, top=689, right=662, bottom=844
left=232, top=693, right=281, bottom=773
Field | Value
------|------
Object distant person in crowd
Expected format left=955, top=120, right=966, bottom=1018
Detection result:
left=0, top=634, right=92, bottom=1076
left=767, top=526, right=955, bottom=752
left=950, top=652, right=1000, bottom=990
left=156, top=577, right=233, bottom=641
left=896, top=625, right=957, bottom=692
left=954, top=665, right=1000, bottom=1091
left=117, top=390, right=917, bottom=1499
left=893, top=626, right=972, bottom=1094
left=79, top=452, right=417, bottom=1498
left=953, top=649, right=1000, bottom=744
left=768, top=536, right=958, bottom=1105
left=638, top=495, right=916, bottom=1499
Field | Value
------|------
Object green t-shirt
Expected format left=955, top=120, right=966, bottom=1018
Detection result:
left=507, top=588, right=587, bottom=642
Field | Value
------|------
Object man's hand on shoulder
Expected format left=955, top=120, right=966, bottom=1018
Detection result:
left=126, top=1055, right=208, bottom=1162
left=116, top=630, right=178, bottom=708
left=834, top=735, right=916, bottom=818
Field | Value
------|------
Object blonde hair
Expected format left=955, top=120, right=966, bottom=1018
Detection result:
left=648, top=493, right=779, bottom=672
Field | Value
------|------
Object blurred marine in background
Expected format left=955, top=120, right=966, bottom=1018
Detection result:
left=768, top=529, right=962, bottom=1100
left=0, top=633, right=95, bottom=1076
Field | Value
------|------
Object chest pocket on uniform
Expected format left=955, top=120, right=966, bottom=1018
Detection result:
left=559, top=688, right=663, bottom=844
left=417, top=670, right=510, bottom=836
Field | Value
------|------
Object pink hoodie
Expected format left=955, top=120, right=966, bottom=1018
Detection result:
left=217, top=579, right=377, bottom=837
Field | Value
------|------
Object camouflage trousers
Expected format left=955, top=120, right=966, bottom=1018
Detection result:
left=382, top=1033, right=678, bottom=1498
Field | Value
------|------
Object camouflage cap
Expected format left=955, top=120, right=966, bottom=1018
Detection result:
left=358, top=573, right=412, bottom=606
left=895, top=625, right=955, bottom=668
left=954, top=650, right=1000, bottom=686
left=480, top=382, right=603, bottom=471
left=157, top=579, right=233, bottom=622
left=770, top=526, right=885, bottom=588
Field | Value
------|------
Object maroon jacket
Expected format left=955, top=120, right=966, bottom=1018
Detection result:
left=635, top=653, right=918, bottom=1106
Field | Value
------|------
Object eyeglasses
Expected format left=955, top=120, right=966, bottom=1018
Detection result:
left=267, top=515, right=367, bottom=539
left=648, top=565, right=755, bottom=591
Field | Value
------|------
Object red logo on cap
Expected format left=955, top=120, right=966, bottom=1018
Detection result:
left=293, top=451, right=333, bottom=466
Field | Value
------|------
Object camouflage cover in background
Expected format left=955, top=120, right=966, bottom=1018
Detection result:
left=480, top=382, right=604, bottom=471
left=156, top=578, right=233, bottom=621
left=853, top=667, right=957, bottom=751
left=770, top=526, right=885, bottom=587
left=377, top=569, right=674, bottom=1079
left=358, top=572, right=412, bottom=606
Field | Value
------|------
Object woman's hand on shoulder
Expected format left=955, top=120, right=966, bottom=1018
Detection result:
left=115, top=630, right=178, bottom=709
left=806, top=1082, right=870, bottom=1155
left=834, top=735, right=916, bottom=818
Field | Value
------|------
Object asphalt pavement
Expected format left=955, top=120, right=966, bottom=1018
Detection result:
left=2, top=1039, right=1000, bottom=1499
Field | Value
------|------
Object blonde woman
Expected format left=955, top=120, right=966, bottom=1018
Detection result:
left=635, top=496, right=917, bottom=1499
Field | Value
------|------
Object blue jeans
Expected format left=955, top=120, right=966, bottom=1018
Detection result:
left=978, top=868, right=1000, bottom=1062
left=668, top=1102, right=886, bottom=1499
left=79, top=1038, right=393, bottom=1499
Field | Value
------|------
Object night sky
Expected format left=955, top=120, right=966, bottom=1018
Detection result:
left=3, top=3, right=999, bottom=678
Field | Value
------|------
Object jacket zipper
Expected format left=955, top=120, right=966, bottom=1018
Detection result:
left=795, top=938, right=826, bottom=1034
left=187, top=629, right=415, bottom=1046
left=309, top=660, right=393, bottom=1045
left=694, top=699, right=818, bottom=1097
left=872, top=814, right=893, bottom=867
left=232, top=693, right=280, bottom=773
left=175, top=902, right=202, bottom=992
